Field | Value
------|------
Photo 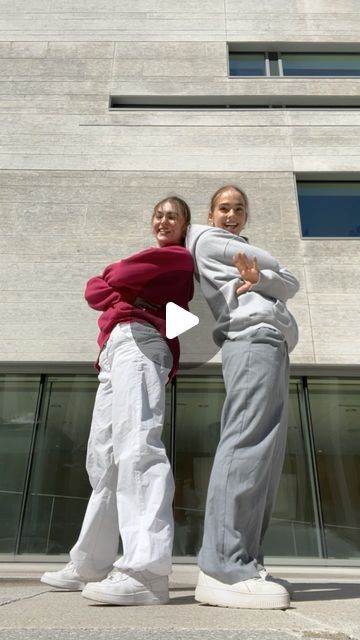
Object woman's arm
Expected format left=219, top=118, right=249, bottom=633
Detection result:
left=103, top=246, right=191, bottom=293
left=84, top=276, right=122, bottom=311
left=232, top=252, right=300, bottom=301
left=85, top=245, right=194, bottom=310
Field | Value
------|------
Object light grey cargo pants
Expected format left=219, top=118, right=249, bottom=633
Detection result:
left=198, top=325, right=290, bottom=584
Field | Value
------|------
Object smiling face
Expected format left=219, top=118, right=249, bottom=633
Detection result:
left=209, top=187, right=248, bottom=235
left=152, top=199, right=188, bottom=246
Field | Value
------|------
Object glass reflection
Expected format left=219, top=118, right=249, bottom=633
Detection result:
left=0, top=375, right=41, bottom=553
left=263, top=380, right=319, bottom=557
left=308, top=379, right=360, bottom=558
left=173, top=376, right=224, bottom=556
left=298, top=182, right=360, bottom=238
left=229, top=53, right=266, bottom=76
left=282, top=53, right=360, bottom=76
left=19, top=376, right=97, bottom=554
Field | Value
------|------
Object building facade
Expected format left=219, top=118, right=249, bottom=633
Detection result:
left=0, top=0, right=359, bottom=563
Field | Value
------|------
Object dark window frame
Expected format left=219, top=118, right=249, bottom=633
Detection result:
left=297, top=179, right=360, bottom=239
left=228, top=47, right=360, bottom=78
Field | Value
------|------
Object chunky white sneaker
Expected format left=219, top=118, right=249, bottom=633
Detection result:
left=195, top=570, right=290, bottom=609
left=82, top=569, right=169, bottom=605
left=40, top=562, right=104, bottom=591
left=259, top=568, right=294, bottom=598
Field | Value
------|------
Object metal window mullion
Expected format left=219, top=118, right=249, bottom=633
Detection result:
left=278, top=52, right=284, bottom=76
left=300, top=377, right=328, bottom=558
left=264, top=52, right=270, bottom=76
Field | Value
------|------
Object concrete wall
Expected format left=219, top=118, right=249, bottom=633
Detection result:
left=0, top=0, right=359, bottom=365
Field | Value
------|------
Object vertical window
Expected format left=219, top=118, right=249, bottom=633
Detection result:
left=19, top=376, right=98, bottom=554
left=0, top=376, right=41, bottom=553
left=297, top=182, right=360, bottom=238
left=173, top=376, right=224, bottom=556
left=307, top=379, right=360, bottom=558
left=263, top=380, right=319, bottom=557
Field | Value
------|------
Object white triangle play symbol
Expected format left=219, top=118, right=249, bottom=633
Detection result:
left=165, top=302, right=199, bottom=339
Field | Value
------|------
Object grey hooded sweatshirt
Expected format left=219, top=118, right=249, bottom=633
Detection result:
left=186, top=224, right=299, bottom=353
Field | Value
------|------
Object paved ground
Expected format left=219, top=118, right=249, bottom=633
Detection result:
left=0, top=564, right=359, bottom=640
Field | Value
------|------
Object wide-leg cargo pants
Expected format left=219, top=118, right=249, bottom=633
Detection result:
left=70, top=322, right=174, bottom=578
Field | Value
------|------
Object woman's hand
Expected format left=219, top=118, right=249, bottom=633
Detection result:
left=232, top=252, right=260, bottom=295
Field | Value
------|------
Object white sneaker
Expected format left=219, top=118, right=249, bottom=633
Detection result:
left=40, top=561, right=105, bottom=591
left=82, top=568, right=169, bottom=605
left=195, top=570, right=290, bottom=609
left=259, top=568, right=294, bottom=598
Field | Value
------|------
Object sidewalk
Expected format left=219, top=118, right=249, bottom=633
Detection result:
left=0, top=563, right=359, bottom=640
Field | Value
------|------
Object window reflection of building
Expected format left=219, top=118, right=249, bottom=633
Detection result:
left=0, top=373, right=359, bottom=561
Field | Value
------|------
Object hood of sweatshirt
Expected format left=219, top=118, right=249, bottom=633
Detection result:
left=186, top=224, right=248, bottom=259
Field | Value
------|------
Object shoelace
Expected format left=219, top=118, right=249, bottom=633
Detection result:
left=107, top=568, right=125, bottom=582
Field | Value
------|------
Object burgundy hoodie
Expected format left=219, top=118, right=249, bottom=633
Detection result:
left=85, top=245, right=194, bottom=379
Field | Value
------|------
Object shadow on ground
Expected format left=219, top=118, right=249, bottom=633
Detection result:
left=292, top=582, right=360, bottom=601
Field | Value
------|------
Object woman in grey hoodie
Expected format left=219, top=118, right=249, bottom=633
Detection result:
left=186, top=185, right=299, bottom=611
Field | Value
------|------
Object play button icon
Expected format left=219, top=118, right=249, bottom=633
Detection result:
left=166, top=302, right=199, bottom=340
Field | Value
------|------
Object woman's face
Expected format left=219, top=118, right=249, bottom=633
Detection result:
left=152, top=200, right=187, bottom=246
left=209, top=188, right=247, bottom=235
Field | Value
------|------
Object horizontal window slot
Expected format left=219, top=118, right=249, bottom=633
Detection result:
left=110, top=96, right=360, bottom=110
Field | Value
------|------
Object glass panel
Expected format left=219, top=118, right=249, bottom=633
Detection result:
left=282, top=53, right=360, bottom=76
left=307, top=379, right=360, bottom=559
left=19, top=376, right=98, bottom=554
left=0, top=375, right=41, bottom=553
left=174, top=376, right=320, bottom=559
left=229, top=53, right=266, bottom=76
left=297, top=182, right=360, bottom=238
left=173, top=376, right=225, bottom=556
left=263, top=380, right=319, bottom=557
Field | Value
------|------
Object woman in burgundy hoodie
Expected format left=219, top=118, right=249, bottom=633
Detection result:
left=41, top=196, right=194, bottom=606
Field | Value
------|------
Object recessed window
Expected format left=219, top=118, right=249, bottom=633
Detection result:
left=229, top=50, right=360, bottom=77
left=282, top=53, right=360, bottom=77
left=297, top=182, right=360, bottom=238
left=228, top=52, right=265, bottom=76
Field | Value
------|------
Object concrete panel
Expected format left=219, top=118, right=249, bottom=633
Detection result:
left=310, top=301, right=360, bottom=362
left=46, top=42, right=114, bottom=58
left=0, top=80, right=110, bottom=95
left=0, top=96, right=108, bottom=115
left=0, top=0, right=223, bottom=10
left=226, top=0, right=359, bottom=13
left=113, top=42, right=227, bottom=79
left=0, top=168, right=358, bottom=365
left=0, top=11, right=226, bottom=42
left=0, top=123, right=293, bottom=171
left=110, top=76, right=360, bottom=97
left=0, top=42, right=113, bottom=59
left=304, top=261, right=359, bottom=294
left=226, top=19, right=360, bottom=43
left=0, top=58, right=112, bottom=80
left=0, top=202, right=87, bottom=235
left=0, top=42, right=47, bottom=57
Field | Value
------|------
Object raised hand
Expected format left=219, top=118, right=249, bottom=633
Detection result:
left=232, top=252, right=260, bottom=296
